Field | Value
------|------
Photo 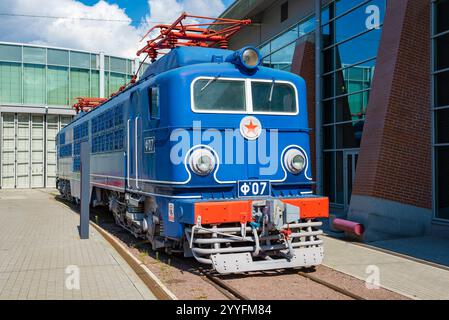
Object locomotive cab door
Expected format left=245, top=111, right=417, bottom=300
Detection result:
left=144, top=86, right=160, bottom=180
left=127, top=91, right=142, bottom=191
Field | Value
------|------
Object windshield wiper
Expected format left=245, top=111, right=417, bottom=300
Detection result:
left=269, top=78, right=275, bottom=103
left=201, top=74, right=221, bottom=92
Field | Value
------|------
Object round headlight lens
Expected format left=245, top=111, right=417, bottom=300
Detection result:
left=292, top=154, right=306, bottom=171
left=242, top=48, right=260, bottom=68
left=189, top=148, right=215, bottom=176
left=284, top=149, right=306, bottom=174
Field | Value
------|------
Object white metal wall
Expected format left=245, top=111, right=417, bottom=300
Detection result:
left=0, top=113, right=72, bottom=189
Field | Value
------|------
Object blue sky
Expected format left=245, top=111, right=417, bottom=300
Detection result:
left=0, top=0, right=236, bottom=57
left=79, top=0, right=235, bottom=26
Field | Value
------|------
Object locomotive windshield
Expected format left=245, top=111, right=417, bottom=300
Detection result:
left=251, top=81, right=296, bottom=113
left=192, top=77, right=297, bottom=114
left=193, top=79, right=246, bottom=112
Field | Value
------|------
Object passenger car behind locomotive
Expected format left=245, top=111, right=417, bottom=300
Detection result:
left=56, top=16, right=328, bottom=274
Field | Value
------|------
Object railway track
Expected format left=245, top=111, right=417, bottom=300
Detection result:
left=297, top=269, right=365, bottom=300
left=173, top=256, right=250, bottom=300
left=55, top=195, right=369, bottom=300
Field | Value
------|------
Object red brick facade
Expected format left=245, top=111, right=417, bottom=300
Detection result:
left=352, top=0, right=432, bottom=209
left=290, top=35, right=317, bottom=182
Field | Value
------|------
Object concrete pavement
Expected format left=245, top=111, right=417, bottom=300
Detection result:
left=0, top=188, right=156, bottom=300
left=323, top=235, right=449, bottom=300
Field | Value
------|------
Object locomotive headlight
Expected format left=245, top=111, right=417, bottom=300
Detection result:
left=284, top=149, right=306, bottom=174
left=242, top=48, right=260, bottom=68
left=227, top=46, right=261, bottom=70
left=189, top=148, right=215, bottom=176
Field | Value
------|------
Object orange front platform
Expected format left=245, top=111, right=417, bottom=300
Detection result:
left=281, top=197, right=329, bottom=219
left=194, top=197, right=329, bottom=224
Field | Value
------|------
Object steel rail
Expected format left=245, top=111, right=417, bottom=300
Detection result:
left=297, top=270, right=365, bottom=300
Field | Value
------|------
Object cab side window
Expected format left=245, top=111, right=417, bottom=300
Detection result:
left=149, top=87, right=159, bottom=119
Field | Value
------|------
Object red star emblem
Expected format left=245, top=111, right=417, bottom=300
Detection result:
left=245, top=120, right=258, bottom=135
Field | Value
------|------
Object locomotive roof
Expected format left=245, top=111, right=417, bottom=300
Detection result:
left=141, top=46, right=234, bottom=79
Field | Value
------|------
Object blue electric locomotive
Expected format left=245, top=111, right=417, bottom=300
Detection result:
left=57, top=29, right=328, bottom=275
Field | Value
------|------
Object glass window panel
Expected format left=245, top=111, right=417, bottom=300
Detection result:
left=270, top=26, right=298, bottom=53
left=262, top=56, right=271, bottom=68
left=260, top=43, right=270, bottom=58
left=436, top=108, right=449, bottom=144
left=335, top=0, right=385, bottom=42
left=24, top=64, right=46, bottom=104
left=323, top=125, right=334, bottom=150
left=48, top=49, right=69, bottom=66
left=60, top=116, right=72, bottom=127
left=150, top=87, right=159, bottom=119
left=270, top=42, right=295, bottom=71
left=193, top=79, right=246, bottom=112
left=0, top=44, right=22, bottom=62
left=436, top=70, right=449, bottom=107
left=323, top=73, right=334, bottom=98
left=91, top=54, right=99, bottom=69
left=140, top=63, right=149, bottom=76
left=336, top=91, right=369, bottom=122
left=110, top=57, right=127, bottom=73
left=104, top=72, right=109, bottom=97
left=335, top=0, right=358, bottom=16
left=436, top=146, right=449, bottom=219
left=251, top=81, right=297, bottom=113
left=336, top=120, right=364, bottom=149
left=47, top=66, right=68, bottom=105
left=323, top=47, right=334, bottom=72
left=23, top=47, right=46, bottom=64
left=436, top=33, right=449, bottom=71
left=336, top=63, right=374, bottom=96
left=323, top=100, right=334, bottom=124
left=104, top=56, right=110, bottom=71
left=108, top=72, right=127, bottom=96
left=335, top=28, right=381, bottom=68
left=70, top=51, right=90, bottom=69
left=436, top=0, right=449, bottom=34
left=324, top=151, right=336, bottom=203
left=321, top=5, right=331, bottom=26
left=0, top=62, right=22, bottom=104
left=298, top=16, right=315, bottom=36
left=322, top=24, right=333, bottom=48
left=70, top=68, right=90, bottom=101
left=91, top=70, right=100, bottom=97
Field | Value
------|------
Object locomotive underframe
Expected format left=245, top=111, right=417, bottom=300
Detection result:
left=185, top=220, right=324, bottom=274
left=57, top=178, right=325, bottom=274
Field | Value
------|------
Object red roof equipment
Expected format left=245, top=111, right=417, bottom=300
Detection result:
left=137, top=12, right=251, bottom=62
left=72, top=97, right=108, bottom=114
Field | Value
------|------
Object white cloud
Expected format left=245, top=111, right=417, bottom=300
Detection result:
left=0, top=0, right=227, bottom=59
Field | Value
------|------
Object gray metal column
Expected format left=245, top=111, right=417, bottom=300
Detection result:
left=315, top=0, right=323, bottom=195
left=99, top=52, right=105, bottom=98
left=431, top=0, right=436, bottom=219
left=80, top=141, right=90, bottom=239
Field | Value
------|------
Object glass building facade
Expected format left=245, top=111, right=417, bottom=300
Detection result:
left=260, top=15, right=316, bottom=71
left=0, top=42, right=147, bottom=189
left=259, top=0, right=385, bottom=209
left=0, top=43, right=142, bottom=106
left=321, top=0, right=385, bottom=208
left=433, top=0, right=449, bottom=220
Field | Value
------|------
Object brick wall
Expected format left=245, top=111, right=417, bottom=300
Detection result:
left=290, top=35, right=317, bottom=182
left=352, top=0, right=432, bottom=209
